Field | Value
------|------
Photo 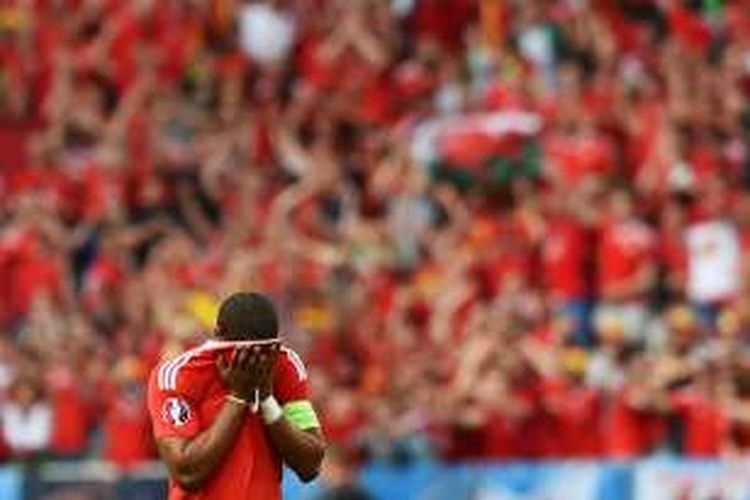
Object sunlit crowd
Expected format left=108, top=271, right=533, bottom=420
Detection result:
left=2, top=0, right=750, bottom=467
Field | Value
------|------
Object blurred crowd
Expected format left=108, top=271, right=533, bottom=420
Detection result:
left=2, top=0, right=750, bottom=469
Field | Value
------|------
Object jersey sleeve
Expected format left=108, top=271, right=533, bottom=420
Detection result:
left=274, top=347, right=310, bottom=402
left=274, top=347, right=320, bottom=430
left=147, top=364, right=202, bottom=440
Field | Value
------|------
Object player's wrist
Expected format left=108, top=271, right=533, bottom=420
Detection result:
left=226, top=393, right=251, bottom=408
left=260, top=395, right=283, bottom=425
left=258, top=385, right=272, bottom=400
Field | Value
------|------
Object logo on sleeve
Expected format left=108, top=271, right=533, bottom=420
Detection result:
left=162, top=397, right=192, bottom=427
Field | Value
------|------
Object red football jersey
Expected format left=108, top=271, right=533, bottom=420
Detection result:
left=147, top=340, right=311, bottom=500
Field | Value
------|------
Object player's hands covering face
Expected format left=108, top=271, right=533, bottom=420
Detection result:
left=217, top=344, right=280, bottom=401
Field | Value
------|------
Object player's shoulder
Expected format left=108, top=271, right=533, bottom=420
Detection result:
left=149, top=344, right=216, bottom=396
left=274, top=345, right=311, bottom=403
left=277, top=345, right=308, bottom=383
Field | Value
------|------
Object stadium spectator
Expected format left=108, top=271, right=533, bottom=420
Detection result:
left=1, top=377, right=52, bottom=459
left=102, top=356, right=154, bottom=468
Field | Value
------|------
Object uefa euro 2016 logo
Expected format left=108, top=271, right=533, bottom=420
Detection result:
left=163, top=397, right=192, bottom=427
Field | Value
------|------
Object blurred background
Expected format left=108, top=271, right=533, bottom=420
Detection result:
left=1, top=0, right=750, bottom=498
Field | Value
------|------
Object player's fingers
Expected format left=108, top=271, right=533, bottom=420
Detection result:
left=263, top=357, right=275, bottom=378
left=233, top=347, right=250, bottom=369
left=216, top=355, right=228, bottom=377
left=243, top=346, right=262, bottom=371
left=265, top=342, right=278, bottom=355
left=230, top=348, right=242, bottom=369
left=260, top=351, right=276, bottom=371
left=254, top=351, right=268, bottom=373
left=264, top=343, right=279, bottom=362
left=253, top=345, right=266, bottom=367
left=255, top=354, right=273, bottom=382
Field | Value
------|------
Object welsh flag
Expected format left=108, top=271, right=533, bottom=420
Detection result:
left=411, top=110, right=543, bottom=191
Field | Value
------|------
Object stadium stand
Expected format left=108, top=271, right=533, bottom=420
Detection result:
left=2, top=0, right=750, bottom=497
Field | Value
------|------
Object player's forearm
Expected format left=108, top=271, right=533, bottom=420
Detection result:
left=161, top=402, right=246, bottom=491
left=266, top=418, right=326, bottom=482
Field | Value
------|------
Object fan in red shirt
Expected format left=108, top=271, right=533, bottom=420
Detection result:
left=597, top=189, right=656, bottom=302
left=670, top=383, right=728, bottom=457
left=104, top=357, right=154, bottom=467
left=604, top=352, right=667, bottom=458
left=595, top=189, right=656, bottom=341
left=541, top=352, right=602, bottom=458
left=147, top=292, right=326, bottom=500
left=540, top=192, right=591, bottom=344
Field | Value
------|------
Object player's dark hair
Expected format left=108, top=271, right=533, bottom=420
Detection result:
left=215, top=292, right=279, bottom=340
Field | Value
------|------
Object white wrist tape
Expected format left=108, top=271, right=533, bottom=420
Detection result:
left=260, top=395, right=283, bottom=425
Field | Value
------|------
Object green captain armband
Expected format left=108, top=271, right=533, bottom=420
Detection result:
left=283, top=400, right=320, bottom=430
